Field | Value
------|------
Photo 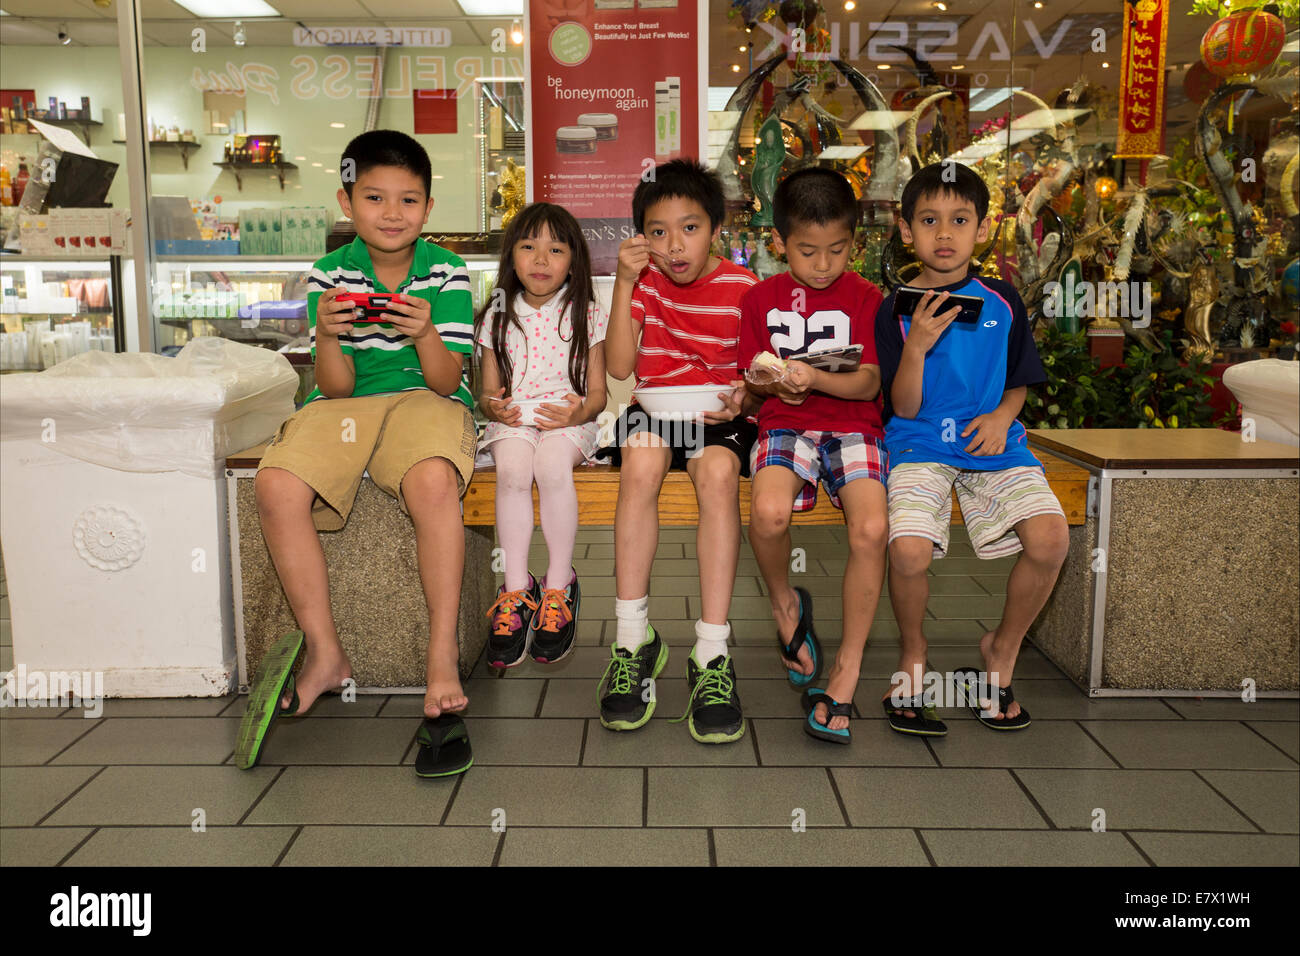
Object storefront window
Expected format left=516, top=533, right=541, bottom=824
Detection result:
left=137, top=4, right=524, bottom=386
left=0, top=8, right=131, bottom=368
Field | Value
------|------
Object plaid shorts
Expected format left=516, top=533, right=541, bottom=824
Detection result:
left=751, top=429, right=888, bottom=512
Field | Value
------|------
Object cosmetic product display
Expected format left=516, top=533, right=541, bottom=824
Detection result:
left=576, top=112, right=619, bottom=141
left=556, top=125, right=598, bottom=154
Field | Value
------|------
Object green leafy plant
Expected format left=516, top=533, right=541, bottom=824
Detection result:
left=1189, top=0, right=1300, bottom=19
left=1023, top=326, right=1113, bottom=428
left=1105, top=330, right=1219, bottom=429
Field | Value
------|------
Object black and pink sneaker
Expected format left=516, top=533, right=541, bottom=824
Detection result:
left=485, top=575, right=539, bottom=673
left=529, top=572, right=581, bottom=665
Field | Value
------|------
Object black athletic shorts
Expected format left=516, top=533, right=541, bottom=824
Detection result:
left=597, top=402, right=759, bottom=477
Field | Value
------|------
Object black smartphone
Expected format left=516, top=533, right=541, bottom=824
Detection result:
left=893, top=287, right=985, bottom=324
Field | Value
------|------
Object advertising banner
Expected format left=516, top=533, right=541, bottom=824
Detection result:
left=525, top=0, right=707, bottom=274
left=1115, top=0, right=1169, bottom=158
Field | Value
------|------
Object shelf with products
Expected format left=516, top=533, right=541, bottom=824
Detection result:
left=214, top=161, right=299, bottom=191
left=112, top=140, right=200, bottom=169
left=0, top=255, right=124, bottom=370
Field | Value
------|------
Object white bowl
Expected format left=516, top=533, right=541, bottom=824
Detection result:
left=505, top=398, right=548, bottom=427
left=633, top=384, right=728, bottom=420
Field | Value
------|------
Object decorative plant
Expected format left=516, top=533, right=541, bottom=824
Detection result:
left=1022, top=326, right=1114, bottom=428
left=1189, top=0, right=1300, bottom=19
left=1105, top=330, right=1219, bottom=428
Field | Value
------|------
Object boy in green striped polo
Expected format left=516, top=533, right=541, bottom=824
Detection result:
left=256, top=130, right=478, bottom=731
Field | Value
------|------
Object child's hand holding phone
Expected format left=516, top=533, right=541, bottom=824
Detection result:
left=902, top=290, right=963, bottom=354
left=315, top=287, right=356, bottom=338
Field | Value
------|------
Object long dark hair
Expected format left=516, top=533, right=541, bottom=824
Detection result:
left=474, top=202, right=594, bottom=395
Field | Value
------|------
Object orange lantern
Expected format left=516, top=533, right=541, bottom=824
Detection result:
left=1200, top=8, right=1286, bottom=79
left=1095, top=176, right=1118, bottom=200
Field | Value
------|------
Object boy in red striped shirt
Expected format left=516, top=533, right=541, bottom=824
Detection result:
left=599, top=159, right=758, bottom=744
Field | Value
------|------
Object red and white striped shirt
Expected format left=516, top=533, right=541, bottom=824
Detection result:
left=631, top=258, right=759, bottom=389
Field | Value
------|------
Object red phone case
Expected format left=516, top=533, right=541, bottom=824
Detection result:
left=335, top=292, right=402, bottom=323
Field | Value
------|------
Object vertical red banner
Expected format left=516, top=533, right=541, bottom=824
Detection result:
left=525, top=0, right=706, bottom=274
left=1115, top=0, right=1169, bottom=158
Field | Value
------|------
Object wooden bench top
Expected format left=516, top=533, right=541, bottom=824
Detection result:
left=1028, top=428, right=1300, bottom=471
left=228, top=443, right=1090, bottom=526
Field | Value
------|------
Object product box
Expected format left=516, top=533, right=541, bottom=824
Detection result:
left=17, top=213, right=55, bottom=256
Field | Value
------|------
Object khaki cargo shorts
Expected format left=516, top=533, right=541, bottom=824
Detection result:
left=258, top=390, right=478, bottom=531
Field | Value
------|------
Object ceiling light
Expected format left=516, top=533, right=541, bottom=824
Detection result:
left=1033, top=1, right=1044, bottom=8
left=457, top=0, right=523, bottom=14
left=877, top=64, right=891, bottom=70
left=330, top=122, right=345, bottom=128
left=171, top=0, right=279, bottom=16
left=294, top=155, right=305, bottom=161
left=510, top=19, right=523, bottom=44
left=952, top=64, right=965, bottom=70
left=58, top=23, right=71, bottom=44
left=739, top=45, right=747, bottom=52
left=1101, top=61, right=1110, bottom=68
left=968, top=86, right=1024, bottom=112
left=233, top=20, right=246, bottom=46
left=311, top=162, right=322, bottom=167
left=732, top=64, right=740, bottom=72
left=844, top=1, right=855, bottom=9
left=932, top=1, right=947, bottom=10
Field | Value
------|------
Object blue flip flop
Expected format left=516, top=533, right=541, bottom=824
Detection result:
left=801, top=688, right=852, bottom=744
left=779, top=586, right=822, bottom=688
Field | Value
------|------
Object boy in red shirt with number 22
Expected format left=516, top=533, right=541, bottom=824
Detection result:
left=738, top=167, right=889, bottom=744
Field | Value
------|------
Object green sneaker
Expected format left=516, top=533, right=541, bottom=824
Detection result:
left=597, top=626, right=669, bottom=731
left=671, top=651, right=744, bottom=744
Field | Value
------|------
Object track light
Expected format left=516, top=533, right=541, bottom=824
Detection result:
left=58, top=23, right=71, bottom=44
left=510, top=19, right=523, bottom=44
left=233, top=20, right=246, bottom=46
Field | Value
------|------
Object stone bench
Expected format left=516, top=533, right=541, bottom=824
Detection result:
left=1028, top=428, right=1299, bottom=697
left=225, top=445, right=1090, bottom=691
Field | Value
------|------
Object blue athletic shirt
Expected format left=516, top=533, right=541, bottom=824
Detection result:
left=873, top=273, right=1046, bottom=471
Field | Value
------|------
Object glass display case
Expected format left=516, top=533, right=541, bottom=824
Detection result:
left=0, top=255, right=123, bottom=371
left=475, top=78, right=526, bottom=234
left=152, top=252, right=500, bottom=404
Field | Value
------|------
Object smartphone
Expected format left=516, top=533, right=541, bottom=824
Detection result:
left=893, top=287, right=985, bottom=325
left=785, top=344, right=864, bottom=372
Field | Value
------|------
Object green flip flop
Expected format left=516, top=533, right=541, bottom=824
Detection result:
left=234, top=630, right=305, bottom=770
left=414, top=714, right=474, bottom=777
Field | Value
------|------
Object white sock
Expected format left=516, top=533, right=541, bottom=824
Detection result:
left=614, top=596, right=650, bottom=651
left=692, top=619, right=731, bottom=665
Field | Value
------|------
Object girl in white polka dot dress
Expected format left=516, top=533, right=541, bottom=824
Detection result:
left=476, top=202, right=608, bottom=672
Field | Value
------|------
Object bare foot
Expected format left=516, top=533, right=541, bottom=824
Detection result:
left=978, top=630, right=1020, bottom=721
left=883, top=652, right=927, bottom=721
left=773, top=587, right=814, bottom=676
left=814, top=659, right=859, bottom=731
left=283, top=642, right=352, bottom=714
left=424, top=644, right=468, bottom=718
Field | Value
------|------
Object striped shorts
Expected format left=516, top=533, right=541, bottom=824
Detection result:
left=886, top=461, right=1066, bottom=559
left=751, top=429, right=888, bottom=512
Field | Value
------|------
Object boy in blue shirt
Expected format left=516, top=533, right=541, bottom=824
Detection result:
left=874, top=162, right=1069, bottom=734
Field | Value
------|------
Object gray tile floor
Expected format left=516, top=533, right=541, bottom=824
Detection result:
left=1, top=527, right=1297, bottom=867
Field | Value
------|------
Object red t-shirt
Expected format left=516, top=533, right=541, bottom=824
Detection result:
left=737, top=270, right=885, bottom=437
left=631, top=258, right=759, bottom=388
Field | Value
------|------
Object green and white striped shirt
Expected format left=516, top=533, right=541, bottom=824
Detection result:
left=305, top=236, right=475, bottom=407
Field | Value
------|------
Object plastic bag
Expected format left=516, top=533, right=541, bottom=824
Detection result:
left=0, top=336, right=298, bottom=477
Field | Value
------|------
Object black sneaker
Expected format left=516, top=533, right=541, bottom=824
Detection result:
left=598, top=626, right=669, bottom=731
left=484, top=576, right=539, bottom=672
left=530, top=573, right=581, bottom=664
left=674, top=652, right=744, bottom=743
